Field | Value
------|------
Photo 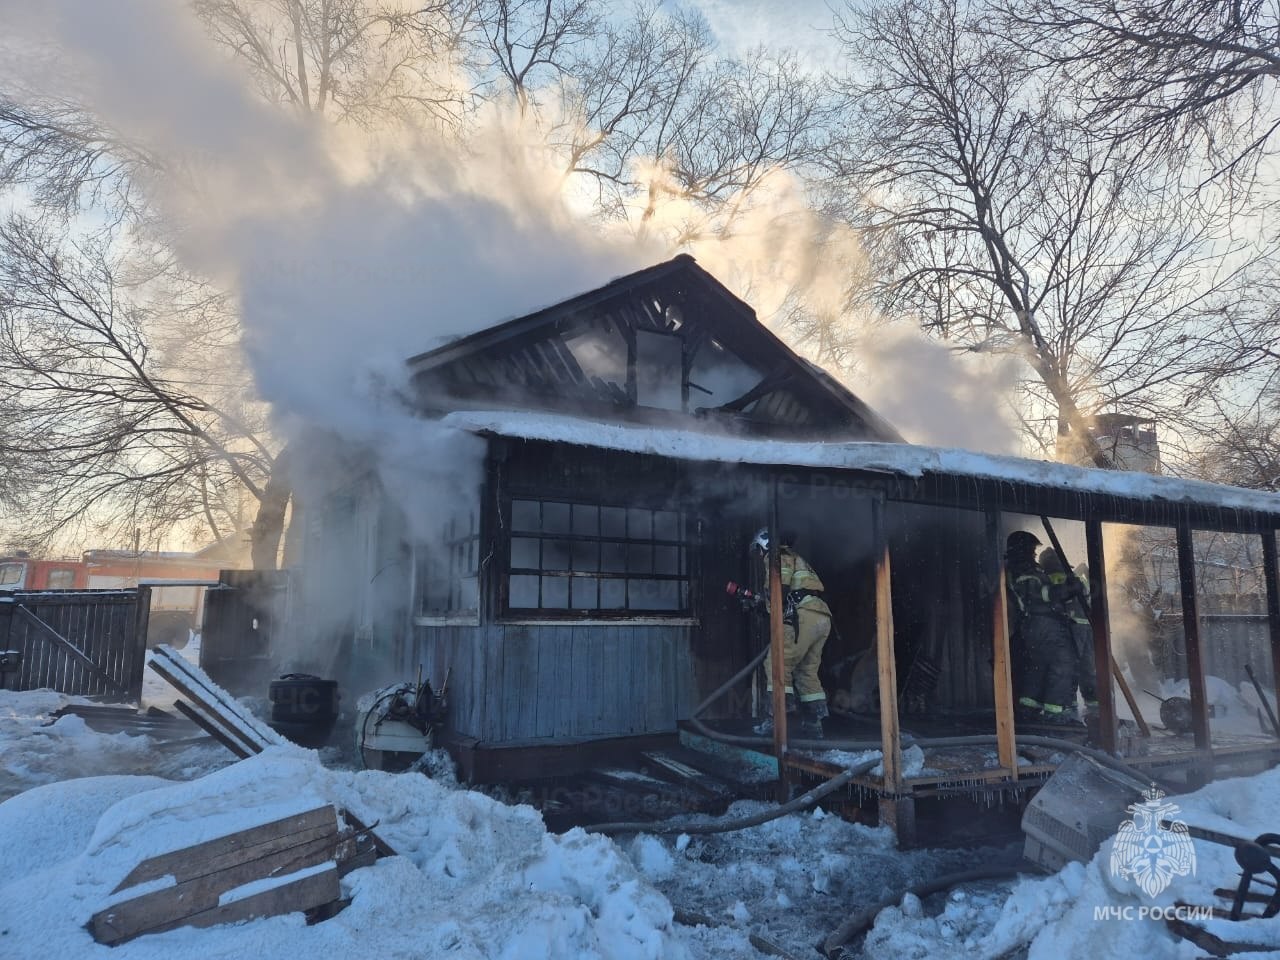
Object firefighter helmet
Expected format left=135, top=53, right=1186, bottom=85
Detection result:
left=750, top=527, right=770, bottom=554
left=1005, top=530, right=1041, bottom=558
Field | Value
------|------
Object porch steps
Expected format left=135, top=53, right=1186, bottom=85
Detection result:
left=639, top=749, right=742, bottom=803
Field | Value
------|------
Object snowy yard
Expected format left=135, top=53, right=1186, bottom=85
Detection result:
left=3, top=686, right=1280, bottom=959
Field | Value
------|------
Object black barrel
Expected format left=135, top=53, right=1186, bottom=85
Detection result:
left=268, top=674, right=340, bottom=747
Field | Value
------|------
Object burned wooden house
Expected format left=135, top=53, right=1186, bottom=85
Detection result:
left=290, top=255, right=1280, bottom=838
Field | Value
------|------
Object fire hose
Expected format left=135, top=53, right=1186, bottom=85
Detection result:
left=587, top=645, right=1170, bottom=837
left=682, top=644, right=1164, bottom=787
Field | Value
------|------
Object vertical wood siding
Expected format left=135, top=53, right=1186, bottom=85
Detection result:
left=413, top=622, right=692, bottom=742
left=0, top=590, right=148, bottom=701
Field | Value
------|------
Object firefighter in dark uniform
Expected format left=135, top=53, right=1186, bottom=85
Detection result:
left=747, top=528, right=832, bottom=739
left=1006, top=531, right=1080, bottom=724
left=1040, top=550, right=1100, bottom=718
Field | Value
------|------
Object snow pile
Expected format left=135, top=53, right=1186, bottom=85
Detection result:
left=861, top=767, right=1280, bottom=958
left=0, top=690, right=229, bottom=803
left=442, top=409, right=1280, bottom=516
left=0, top=745, right=687, bottom=960
left=1154, top=675, right=1278, bottom=738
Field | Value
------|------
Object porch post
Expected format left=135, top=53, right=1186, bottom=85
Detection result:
left=1263, top=531, right=1280, bottom=730
left=986, top=511, right=1017, bottom=775
left=1085, top=519, right=1117, bottom=753
left=873, top=498, right=912, bottom=842
left=769, top=477, right=790, bottom=801
left=1175, top=519, right=1212, bottom=754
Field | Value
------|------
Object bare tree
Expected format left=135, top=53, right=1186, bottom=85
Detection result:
left=475, top=0, right=599, bottom=112
left=1001, top=0, right=1280, bottom=183
left=828, top=0, right=1252, bottom=464
left=194, top=0, right=473, bottom=127
left=0, top=215, right=290, bottom=566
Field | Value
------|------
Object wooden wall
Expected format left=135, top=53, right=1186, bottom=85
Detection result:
left=414, top=623, right=693, bottom=742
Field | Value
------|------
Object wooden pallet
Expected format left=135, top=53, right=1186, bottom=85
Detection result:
left=89, top=805, right=381, bottom=945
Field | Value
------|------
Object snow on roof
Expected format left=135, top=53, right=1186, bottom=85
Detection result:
left=441, top=409, right=1280, bottom=519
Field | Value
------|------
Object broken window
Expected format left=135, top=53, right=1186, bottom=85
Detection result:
left=635, top=330, right=684, bottom=410
left=685, top=340, right=766, bottom=411
left=418, top=509, right=480, bottom=619
left=505, top=498, right=692, bottom=617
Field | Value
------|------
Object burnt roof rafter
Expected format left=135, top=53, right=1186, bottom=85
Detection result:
left=406, top=255, right=902, bottom=441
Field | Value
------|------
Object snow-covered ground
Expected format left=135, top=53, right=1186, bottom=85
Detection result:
left=3, top=685, right=1280, bottom=959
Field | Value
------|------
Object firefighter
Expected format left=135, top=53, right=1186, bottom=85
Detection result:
left=1039, top=549, right=1101, bottom=718
left=1006, top=531, right=1080, bottom=724
left=748, top=528, right=832, bottom=739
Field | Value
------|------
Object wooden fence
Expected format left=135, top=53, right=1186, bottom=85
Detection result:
left=0, top=588, right=150, bottom=701
left=1157, top=613, right=1275, bottom=689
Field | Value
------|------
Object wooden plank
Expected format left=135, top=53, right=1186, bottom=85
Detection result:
left=157, top=644, right=282, bottom=745
left=467, top=627, right=485, bottom=740
left=874, top=500, right=903, bottom=792
left=149, top=646, right=281, bottom=750
left=1086, top=519, right=1118, bottom=753
left=148, top=658, right=265, bottom=757
left=95, top=863, right=340, bottom=945
left=987, top=512, right=1017, bottom=775
left=113, top=806, right=338, bottom=891
left=533, top=624, right=556, bottom=739
left=642, top=751, right=737, bottom=800
left=555, top=625, right=574, bottom=738
left=679, top=728, right=779, bottom=779
left=95, top=830, right=341, bottom=943
left=1176, top=521, right=1213, bottom=752
left=171, top=699, right=252, bottom=760
left=339, top=808, right=397, bottom=859
left=596, top=625, right=611, bottom=735
left=639, top=627, right=657, bottom=736
left=480, top=625, right=502, bottom=741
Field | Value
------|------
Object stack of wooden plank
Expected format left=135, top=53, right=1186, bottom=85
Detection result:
left=147, top=644, right=284, bottom=758
left=90, top=805, right=379, bottom=945
left=47, top=703, right=200, bottom=741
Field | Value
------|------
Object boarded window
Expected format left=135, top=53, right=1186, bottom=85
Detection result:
left=505, top=498, right=692, bottom=617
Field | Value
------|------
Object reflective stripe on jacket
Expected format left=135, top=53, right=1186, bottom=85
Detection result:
left=780, top=548, right=829, bottom=616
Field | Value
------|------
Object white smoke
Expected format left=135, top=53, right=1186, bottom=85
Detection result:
left=0, top=0, right=657, bottom=542
left=0, top=0, right=1027, bottom=530
left=643, top=167, right=1023, bottom=452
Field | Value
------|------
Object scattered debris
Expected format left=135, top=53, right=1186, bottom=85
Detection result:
left=46, top=702, right=199, bottom=741
left=145, top=644, right=398, bottom=862
left=1022, top=753, right=1147, bottom=871
left=147, top=643, right=283, bottom=757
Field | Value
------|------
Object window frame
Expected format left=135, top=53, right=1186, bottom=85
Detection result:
left=46, top=568, right=78, bottom=590
left=414, top=508, right=481, bottom=626
left=498, top=495, right=698, bottom=622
